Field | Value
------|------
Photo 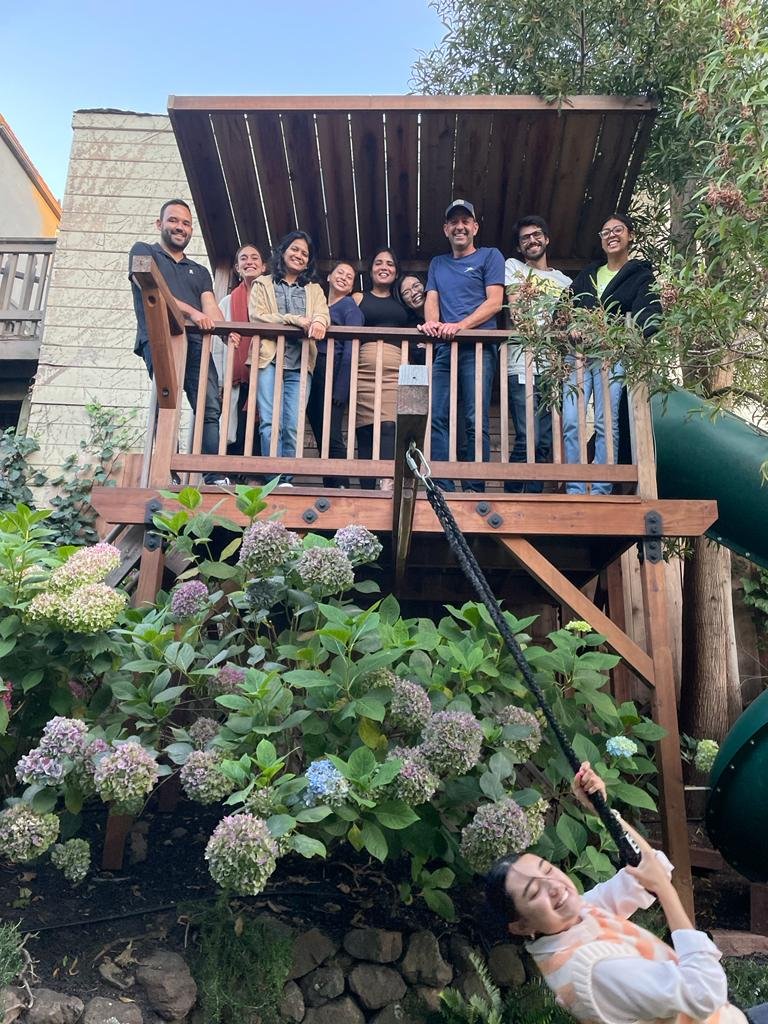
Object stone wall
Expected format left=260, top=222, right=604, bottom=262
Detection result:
left=26, top=110, right=207, bottom=475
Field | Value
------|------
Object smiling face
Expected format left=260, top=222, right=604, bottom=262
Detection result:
left=444, top=212, right=479, bottom=255
left=235, top=245, right=264, bottom=284
left=400, top=275, right=425, bottom=311
left=328, top=262, right=356, bottom=297
left=283, top=237, right=310, bottom=278
left=599, top=217, right=633, bottom=262
left=371, top=250, right=398, bottom=289
left=157, top=204, right=193, bottom=253
left=518, top=226, right=549, bottom=263
left=503, top=854, right=582, bottom=937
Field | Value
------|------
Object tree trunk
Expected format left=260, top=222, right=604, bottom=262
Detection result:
left=680, top=537, right=740, bottom=740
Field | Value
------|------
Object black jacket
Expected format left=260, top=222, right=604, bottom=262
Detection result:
left=570, top=258, right=661, bottom=337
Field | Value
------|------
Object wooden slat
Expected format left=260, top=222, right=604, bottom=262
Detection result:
left=453, top=112, right=494, bottom=214
left=474, top=341, right=483, bottom=462
left=605, top=558, right=635, bottom=704
left=548, top=113, right=604, bottom=258
left=372, top=340, right=384, bottom=460
left=350, top=112, right=387, bottom=258
left=525, top=349, right=535, bottom=463
left=170, top=95, right=657, bottom=114
left=385, top=111, right=419, bottom=258
left=499, top=345, right=510, bottom=463
left=424, top=342, right=433, bottom=461
left=167, top=108, right=238, bottom=271
left=248, top=112, right=295, bottom=241
left=576, top=113, right=642, bottom=257
left=321, top=336, right=335, bottom=459
left=601, top=361, right=615, bottom=465
left=393, top=365, right=430, bottom=585
left=617, top=112, right=655, bottom=214
left=516, top=115, right=564, bottom=225
left=0, top=254, right=18, bottom=309
left=294, top=338, right=309, bottom=459
left=479, top=113, right=526, bottom=246
left=552, top=405, right=563, bottom=464
left=417, top=111, right=456, bottom=257
left=501, top=535, right=656, bottom=687
left=243, top=339, right=260, bottom=457
left=347, top=337, right=360, bottom=458
left=281, top=112, right=327, bottom=250
left=192, top=333, right=211, bottom=455
left=629, top=383, right=658, bottom=498
left=208, top=113, right=270, bottom=248
left=315, top=112, right=358, bottom=260
left=449, top=342, right=458, bottom=461
left=269, top=335, right=285, bottom=457
left=218, top=337, right=235, bottom=455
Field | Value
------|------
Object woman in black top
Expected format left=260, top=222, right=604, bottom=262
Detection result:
left=353, top=248, right=410, bottom=490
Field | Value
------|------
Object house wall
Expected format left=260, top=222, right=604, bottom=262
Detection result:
left=26, top=110, right=209, bottom=474
left=0, top=141, right=60, bottom=237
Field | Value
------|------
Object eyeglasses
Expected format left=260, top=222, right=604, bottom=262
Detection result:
left=520, top=232, right=545, bottom=244
left=598, top=226, right=628, bottom=238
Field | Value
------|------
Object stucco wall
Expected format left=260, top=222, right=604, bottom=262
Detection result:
left=26, top=110, right=209, bottom=473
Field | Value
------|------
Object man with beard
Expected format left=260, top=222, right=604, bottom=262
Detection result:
left=503, top=216, right=571, bottom=493
left=129, top=199, right=225, bottom=483
left=419, top=200, right=504, bottom=492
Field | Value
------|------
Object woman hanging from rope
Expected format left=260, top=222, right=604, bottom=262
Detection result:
left=486, top=762, right=747, bottom=1024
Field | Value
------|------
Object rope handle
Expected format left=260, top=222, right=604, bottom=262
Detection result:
left=406, top=444, right=641, bottom=868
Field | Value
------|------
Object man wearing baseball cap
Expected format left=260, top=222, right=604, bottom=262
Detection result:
left=419, top=200, right=504, bottom=491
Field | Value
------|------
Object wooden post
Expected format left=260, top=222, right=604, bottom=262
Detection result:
left=134, top=532, right=165, bottom=607
left=605, top=558, right=635, bottom=704
left=102, top=812, right=134, bottom=871
left=393, top=365, right=429, bottom=587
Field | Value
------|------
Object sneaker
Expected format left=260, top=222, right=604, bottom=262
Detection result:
left=278, top=481, right=294, bottom=488
left=212, top=477, right=231, bottom=486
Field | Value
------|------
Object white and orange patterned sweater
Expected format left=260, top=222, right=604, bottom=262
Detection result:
left=525, top=858, right=746, bottom=1024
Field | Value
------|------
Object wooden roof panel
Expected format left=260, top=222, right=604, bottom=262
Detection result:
left=168, top=96, right=657, bottom=272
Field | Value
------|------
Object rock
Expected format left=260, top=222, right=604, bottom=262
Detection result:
left=447, top=934, right=481, bottom=974
left=279, top=981, right=305, bottom=1022
left=24, top=989, right=85, bottom=1024
left=454, top=970, right=488, bottom=1002
left=342, top=929, right=402, bottom=964
left=413, top=986, right=442, bottom=1012
left=82, top=997, right=143, bottom=1024
left=487, top=945, right=526, bottom=989
left=400, top=932, right=452, bottom=988
left=303, top=995, right=364, bottom=1024
left=135, top=950, right=197, bottom=1021
left=97, top=959, right=134, bottom=991
left=0, top=987, right=25, bottom=1024
left=254, top=914, right=294, bottom=941
left=370, top=1004, right=422, bottom=1024
left=169, top=827, right=187, bottom=839
left=289, top=930, right=339, bottom=980
left=298, top=967, right=344, bottom=1008
left=348, top=964, right=406, bottom=1011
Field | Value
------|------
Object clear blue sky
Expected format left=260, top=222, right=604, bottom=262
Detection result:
left=3, top=0, right=444, bottom=199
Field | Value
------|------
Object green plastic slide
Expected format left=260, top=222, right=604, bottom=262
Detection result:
left=652, top=388, right=768, bottom=568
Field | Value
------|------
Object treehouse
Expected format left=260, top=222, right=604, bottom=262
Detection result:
left=83, top=94, right=723, bottom=912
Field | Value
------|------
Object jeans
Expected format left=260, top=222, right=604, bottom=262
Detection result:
left=562, top=358, right=623, bottom=495
left=505, top=374, right=552, bottom=494
left=430, top=343, right=498, bottom=492
left=305, top=351, right=349, bottom=487
left=257, top=362, right=311, bottom=474
left=356, top=422, right=395, bottom=490
left=140, top=335, right=221, bottom=483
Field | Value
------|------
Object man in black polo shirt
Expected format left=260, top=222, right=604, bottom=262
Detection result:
left=129, top=199, right=224, bottom=483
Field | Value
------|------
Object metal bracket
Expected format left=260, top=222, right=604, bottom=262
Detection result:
left=641, top=510, right=663, bottom=564
left=144, top=497, right=162, bottom=526
left=143, top=530, right=163, bottom=552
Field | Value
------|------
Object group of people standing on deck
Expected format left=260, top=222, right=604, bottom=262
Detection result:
left=130, top=197, right=660, bottom=491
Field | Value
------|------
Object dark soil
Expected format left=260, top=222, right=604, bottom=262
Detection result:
left=0, top=799, right=754, bottom=1021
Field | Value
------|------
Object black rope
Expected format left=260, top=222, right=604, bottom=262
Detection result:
left=413, top=455, right=640, bottom=867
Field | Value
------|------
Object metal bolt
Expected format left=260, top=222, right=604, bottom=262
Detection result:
left=302, top=509, right=318, bottom=524
left=315, top=497, right=331, bottom=512
left=476, top=502, right=491, bottom=516
left=487, top=513, right=504, bottom=529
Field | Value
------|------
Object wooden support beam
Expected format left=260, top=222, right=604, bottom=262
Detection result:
left=393, top=365, right=429, bottom=587
left=500, top=536, right=656, bottom=688
left=640, top=556, right=695, bottom=918
left=130, top=255, right=185, bottom=335
left=604, top=558, right=636, bottom=704
left=134, top=533, right=165, bottom=607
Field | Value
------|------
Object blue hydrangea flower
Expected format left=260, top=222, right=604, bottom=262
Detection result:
left=304, top=759, right=349, bottom=806
left=606, top=735, right=638, bottom=759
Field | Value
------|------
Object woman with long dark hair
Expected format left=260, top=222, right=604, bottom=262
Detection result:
left=353, top=248, right=410, bottom=490
left=248, top=231, right=329, bottom=472
left=563, top=213, right=660, bottom=494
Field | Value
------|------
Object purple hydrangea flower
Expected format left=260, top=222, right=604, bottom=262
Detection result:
left=27, top=584, right=127, bottom=633
left=386, top=747, right=438, bottom=805
left=496, top=704, right=542, bottom=762
left=93, top=741, right=159, bottom=814
left=460, top=799, right=532, bottom=872
left=210, top=664, right=246, bottom=696
left=180, top=750, right=234, bottom=805
left=170, top=580, right=209, bottom=620
left=49, top=543, right=121, bottom=593
left=0, top=804, right=60, bottom=862
left=421, top=710, right=484, bottom=776
left=239, top=521, right=301, bottom=577
left=188, top=717, right=220, bottom=749
left=333, top=525, right=382, bottom=566
left=388, top=677, right=432, bottom=733
left=295, top=547, right=354, bottom=595
left=205, top=813, right=279, bottom=895
left=50, top=838, right=91, bottom=885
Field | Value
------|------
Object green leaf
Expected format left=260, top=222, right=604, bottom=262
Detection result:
left=632, top=721, right=668, bottom=742
left=31, top=788, right=58, bottom=814
left=555, top=813, right=588, bottom=856
left=198, top=560, right=238, bottom=580
left=291, top=834, right=327, bottom=858
left=370, top=759, right=402, bottom=788
left=572, top=733, right=602, bottom=766
left=0, top=703, right=8, bottom=735
left=479, top=772, right=506, bottom=802
left=176, top=487, right=202, bottom=509
left=372, top=800, right=419, bottom=830
left=284, top=669, right=333, bottom=689
left=0, top=637, right=17, bottom=658
left=295, top=805, right=332, bottom=823
left=612, top=782, right=658, bottom=811
left=425, top=866, right=455, bottom=889
left=354, top=579, right=381, bottom=594
left=215, top=694, right=252, bottom=710
left=347, top=746, right=376, bottom=781
left=422, top=888, right=456, bottom=921
left=255, top=739, right=277, bottom=767
left=266, top=814, right=296, bottom=838
left=354, top=697, right=386, bottom=722
left=19, top=668, right=44, bottom=692
left=152, top=685, right=187, bottom=704
left=358, top=717, right=384, bottom=750
left=361, top=821, right=388, bottom=861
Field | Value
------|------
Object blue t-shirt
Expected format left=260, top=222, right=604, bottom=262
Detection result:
left=425, top=247, right=505, bottom=329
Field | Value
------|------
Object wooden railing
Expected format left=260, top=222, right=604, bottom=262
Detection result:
left=132, top=257, right=651, bottom=493
left=0, top=238, right=56, bottom=346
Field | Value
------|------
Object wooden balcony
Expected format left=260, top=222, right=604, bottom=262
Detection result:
left=0, top=238, right=55, bottom=362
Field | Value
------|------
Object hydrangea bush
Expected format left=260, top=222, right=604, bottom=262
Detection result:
left=0, top=488, right=669, bottom=917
